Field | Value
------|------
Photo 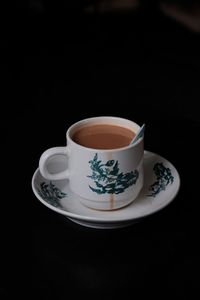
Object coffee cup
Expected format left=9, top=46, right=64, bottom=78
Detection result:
left=39, top=116, right=144, bottom=210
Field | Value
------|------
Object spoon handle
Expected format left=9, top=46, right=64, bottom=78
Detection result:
left=130, top=124, right=145, bottom=145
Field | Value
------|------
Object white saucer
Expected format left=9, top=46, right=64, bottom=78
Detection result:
left=32, top=151, right=180, bottom=229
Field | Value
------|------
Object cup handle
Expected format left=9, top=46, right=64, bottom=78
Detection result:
left=39, top=147, right=70, bottom=180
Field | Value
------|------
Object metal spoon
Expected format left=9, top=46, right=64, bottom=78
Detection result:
left=130, top=124, right=145, bottom=145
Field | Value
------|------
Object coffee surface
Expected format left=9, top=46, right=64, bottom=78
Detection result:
left=72, top=124, right=135, bottom=149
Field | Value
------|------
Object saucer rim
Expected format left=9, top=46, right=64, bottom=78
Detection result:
left=32, top=150, right=180, bottom=224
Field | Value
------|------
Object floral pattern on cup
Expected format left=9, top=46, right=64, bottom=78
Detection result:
left=148, top=162, right=174, bottom=197
left=87, top=153, right=139, bottom=195
left=38, top=182, right=67, bottom=208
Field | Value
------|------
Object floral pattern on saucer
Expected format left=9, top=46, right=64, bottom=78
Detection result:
left=148, top=162, right=174, bottom=197
left=38, top=182, right=67, bottom=208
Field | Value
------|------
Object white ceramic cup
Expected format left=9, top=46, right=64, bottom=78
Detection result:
left=39, top=116, right=144, bottom=210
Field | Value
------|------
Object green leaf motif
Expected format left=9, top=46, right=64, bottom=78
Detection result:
left=148, top=162, right=174, bottom=197
left=38, top=182, right=67, bottom=208
left=88, top=153, right=139, bottom=195
left=105, top=160, right=115, bottom=167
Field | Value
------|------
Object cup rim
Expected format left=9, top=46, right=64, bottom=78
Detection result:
left=66, top=116, right=143, bottom=153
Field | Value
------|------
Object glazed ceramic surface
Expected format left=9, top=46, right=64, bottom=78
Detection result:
left=32, top=151, right=180, bottom=229
left=39, top=117, right=144, bottom=210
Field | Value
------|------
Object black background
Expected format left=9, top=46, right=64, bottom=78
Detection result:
left=1, top=2, right=200, bottom=299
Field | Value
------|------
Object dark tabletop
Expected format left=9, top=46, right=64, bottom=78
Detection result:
left=1, top=4, right=200, bottom=299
